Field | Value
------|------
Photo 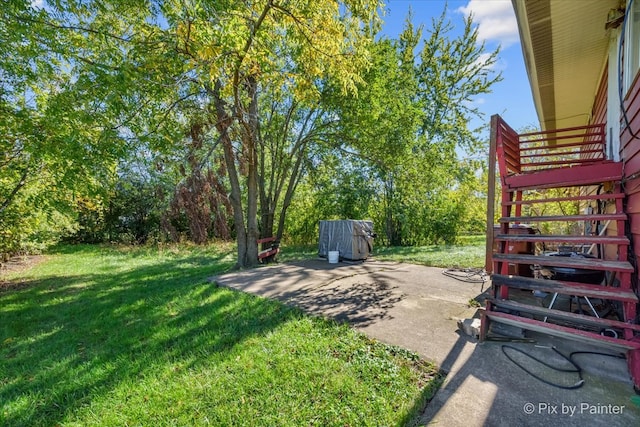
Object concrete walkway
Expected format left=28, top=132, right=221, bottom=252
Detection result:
left=212, top=259, right=640, bottom=426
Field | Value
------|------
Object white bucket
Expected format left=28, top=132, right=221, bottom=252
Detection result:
left=328, top=251, right=339, bottom=264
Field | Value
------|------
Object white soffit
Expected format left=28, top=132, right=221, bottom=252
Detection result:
left=513, top=0, right=618, bottom=130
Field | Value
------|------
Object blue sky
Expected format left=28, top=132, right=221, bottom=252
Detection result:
left=380, top=0, right=538, bottom=134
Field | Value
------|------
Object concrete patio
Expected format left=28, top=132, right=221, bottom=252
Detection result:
left=212, top=259, right=640, bottom=426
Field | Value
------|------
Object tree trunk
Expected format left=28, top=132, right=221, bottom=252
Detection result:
left=212, top=81, right=249, bottom=268
left=275, top=141, right=306, bottom=241
left=384, top=171, right=402, bottom=246
left=243, top=75, right=260, bottom=266
left=258, top=130, right=271, bottom=239
left=261, top=211, right=275, bottom=238
left=260, top=106, right=314, bottom=242
left=0, top=166, right=30, bottom=215
left=258, top=133, right=275, bottom=240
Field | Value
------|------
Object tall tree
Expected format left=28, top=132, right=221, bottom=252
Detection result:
left=3, top=1, right=383, bottom=266
left=257, top=85, right=344, bottom=243
left=301, top=9, right=501, bottom=245
left=177, top=1, right=383, bottom=267
left=0, top=1, right=132, bottom=255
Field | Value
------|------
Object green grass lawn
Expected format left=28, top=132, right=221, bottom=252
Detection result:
left=0, top=244, right=441, bottom=426
left=374, top=235, right=485, bottom=268
left=281, top=235, right=486, bottom=268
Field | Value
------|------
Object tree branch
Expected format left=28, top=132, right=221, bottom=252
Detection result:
left=9, top=12, right=135, bottom=44
left=0, top=167, right=30, bottom=214
left=233, top=0, right=274, bottom=109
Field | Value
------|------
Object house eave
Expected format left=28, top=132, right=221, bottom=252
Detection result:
left=511, top=0, right=619, bottom=131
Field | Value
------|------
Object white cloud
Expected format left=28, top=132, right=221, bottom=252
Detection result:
left=475, top=52, right=495, bottom=69
left=470, top=52, right=508, bottom=75
left=462, top=97, right=486, bottom=110
left=31, top=0, right=44, bottom=9
left=457, top=0, right=519, bottom=48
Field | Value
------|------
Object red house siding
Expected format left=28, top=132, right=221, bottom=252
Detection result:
left=582, top=66, right=608, bottom=162
left=587, top=67, right=618, bottom=261
left=621, top=71, right=640, bottom=270
left=591, top=64, right=608, bottom=126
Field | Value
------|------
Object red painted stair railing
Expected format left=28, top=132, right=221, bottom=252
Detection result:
left=484, top=114, right=640, bottom=391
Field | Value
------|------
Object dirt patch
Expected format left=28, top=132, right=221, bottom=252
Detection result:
left=0, top=255, right=48, bottom=292
left=1, top=254, right=47, bottom=274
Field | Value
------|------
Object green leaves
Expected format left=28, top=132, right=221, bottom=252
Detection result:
left=1, top=0, right=496, bottom=256
left=418, top=8, right=501, bottom=153
left=288, top=5, right=500, bottom=245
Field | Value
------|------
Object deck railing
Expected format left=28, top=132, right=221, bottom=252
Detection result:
left=494, top=115, right=606, bottom=180
left=485, top=114, right=608, bottom=273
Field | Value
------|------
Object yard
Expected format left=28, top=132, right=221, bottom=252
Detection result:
left=0, top=242, right=482, bottom=426
left=279, top=235, right=486, bottom=268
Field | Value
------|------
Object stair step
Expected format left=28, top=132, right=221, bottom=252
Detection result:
left=487, top=298, right=640, bottom=333
left=499, top=213, right=626, bottom=223
left=504, top=161, right=623, bottom=191
left=504, top=193, right=625, bottom=206
left=494, top=234, right=630, bottom=245
left=491, top=274, right=638, bottom=302
left=493, top=253, right=634, bottom=273
left=483, top=310, right=640, bottom=350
